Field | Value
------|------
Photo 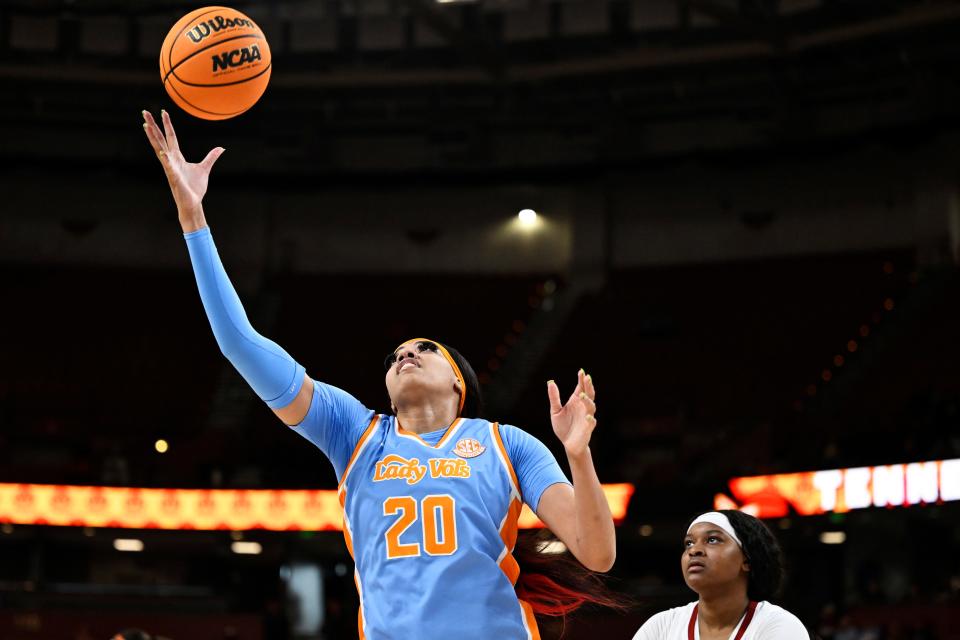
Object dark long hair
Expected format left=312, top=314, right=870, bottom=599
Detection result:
left=444, top=345, right=631, bottom=621
left=513, top=530, right=632, bottom=620
left=441, top=343, right=483, bottom=418
left=706, top=510, right=785, bottom=601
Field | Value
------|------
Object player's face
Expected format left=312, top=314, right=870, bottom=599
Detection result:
left=384, top=341, right=460, bottom=412
left=680, top=523, right=749, bottom=595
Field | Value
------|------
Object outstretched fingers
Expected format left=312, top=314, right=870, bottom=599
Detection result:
left=578, top=392, right=596, bottom=417
left=575, top=370, right=597, bottom=426
left=142, top=111, right=168, bottom=158
left=566, top=370, right=585, bottom=406
left=549, top=371, right=597, bottom=418
left=160, top=109, right=181, bottom=154
left=584, top=370, right=595, bottom=400
left=547, top=380, right=563, bottom=415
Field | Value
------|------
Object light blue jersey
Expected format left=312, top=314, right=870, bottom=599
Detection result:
left=291, top=381, right=570, bottom=640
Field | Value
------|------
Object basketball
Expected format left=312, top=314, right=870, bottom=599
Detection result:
left=159, top=6, right=271, bottom=120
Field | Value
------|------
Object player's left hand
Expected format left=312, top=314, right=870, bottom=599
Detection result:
left=547, top=369, right=596, bottom=458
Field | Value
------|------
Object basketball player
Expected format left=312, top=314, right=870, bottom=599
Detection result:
left=141, top=110, right=617, bottom=639
left=633, top=510, right=808, bottom=640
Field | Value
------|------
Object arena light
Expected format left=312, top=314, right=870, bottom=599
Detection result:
left=113, top=538, right=144, bottom=552
left=716, top=458, right=960, bottom=518
left=510, top=208, right=546, bottom=235
left=231, top=541, right=263, bottom=555
left=819, top=531, right=846, bottom=545
left=0, top=483, right=633, bottom=531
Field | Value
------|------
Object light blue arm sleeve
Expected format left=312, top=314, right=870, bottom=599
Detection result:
left=290, top=381, right=376, bottom=481
left=184, top=226, right=304, bottom=409
left=500, top=424, right=571, bottom=512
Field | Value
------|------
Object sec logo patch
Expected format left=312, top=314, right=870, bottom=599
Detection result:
left=452, top=438, right=486, bottom=459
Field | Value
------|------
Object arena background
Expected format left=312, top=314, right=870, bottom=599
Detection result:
left=1, top=0, right=959, bottom=638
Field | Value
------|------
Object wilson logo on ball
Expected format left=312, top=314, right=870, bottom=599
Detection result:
left=211, top=44, right=262, bottom=72
left=186, top=15, right=255, bottom=44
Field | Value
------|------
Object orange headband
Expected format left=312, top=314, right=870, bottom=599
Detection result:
left=395, top=338, right=466, bottom=416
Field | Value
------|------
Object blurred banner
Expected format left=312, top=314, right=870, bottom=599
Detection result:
left=716, top=458, right=960, bottom=518
left=0, top=482, right=633, bottom=531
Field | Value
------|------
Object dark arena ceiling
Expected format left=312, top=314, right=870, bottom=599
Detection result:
left=1, top=0, right=960, bottom=177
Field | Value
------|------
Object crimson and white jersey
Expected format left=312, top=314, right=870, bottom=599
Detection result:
left=633, top=600, right=809, bottom=640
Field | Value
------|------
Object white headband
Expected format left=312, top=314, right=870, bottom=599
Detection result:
left=687, top=512, right=742, bottom=548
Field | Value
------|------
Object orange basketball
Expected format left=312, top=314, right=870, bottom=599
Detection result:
left=159, top=6, right=271, bottom=120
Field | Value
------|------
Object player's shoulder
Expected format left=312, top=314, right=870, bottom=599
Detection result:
left=656, top=601, right=697, bottom=622
left=753, top=601, right=809, bottom=637
left=494, top=422, right=542, bottom=454
left=633, top=602, right=696, bottom=639
left=462, top=416, right=495, bottom=429
left=363, top=412, right=390, bottom=435
left=363, top=413, right=394, bottom=446
left=755, top=600, right=803, bottom=621
left=496, top=422, right=538, bottom=440
left=461, top=417, right=517, bottom=432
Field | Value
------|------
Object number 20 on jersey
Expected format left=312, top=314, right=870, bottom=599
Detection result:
left=383, top=495, right=458, bottom=559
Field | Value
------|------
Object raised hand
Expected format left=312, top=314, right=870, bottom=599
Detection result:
left=141, top=109, right=224, bottom=230
left=547, top=369, right=597, bottom=458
